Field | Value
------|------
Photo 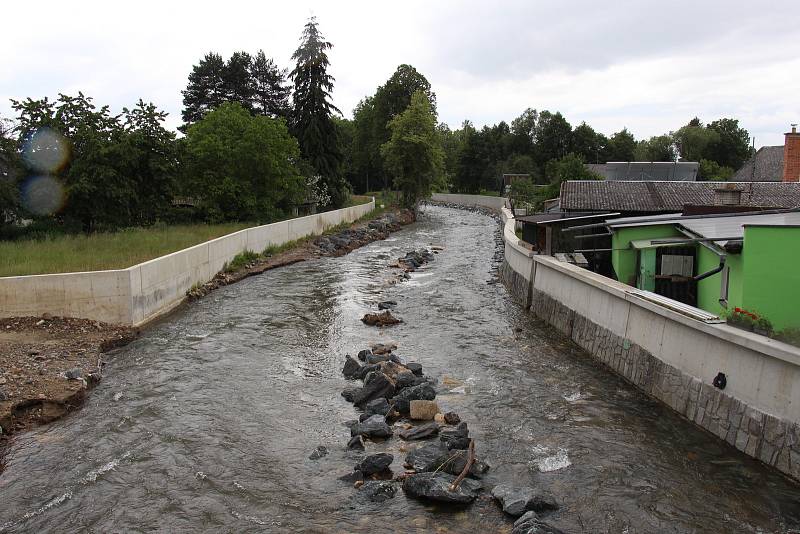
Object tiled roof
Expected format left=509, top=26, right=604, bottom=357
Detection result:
left=731, top=146, right=784, bottom=182
left=560, top=180, right=800, bottom=212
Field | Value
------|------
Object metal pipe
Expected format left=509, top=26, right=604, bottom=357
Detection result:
left=693, top=255, right=726, bottom=282
left=574, top=232, right=612, bottom=240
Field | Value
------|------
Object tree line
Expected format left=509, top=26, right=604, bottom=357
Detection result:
left=0, top=15, right=757, bottom=236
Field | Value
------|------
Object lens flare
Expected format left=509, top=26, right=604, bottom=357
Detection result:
left=22, top=175, right=66, bottom=216
left=22, top=127, right=70, bottom=173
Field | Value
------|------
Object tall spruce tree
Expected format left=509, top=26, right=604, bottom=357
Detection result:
left=224, top=51, right=255, bottom=113
left=289, top=17, right=348, bottom=208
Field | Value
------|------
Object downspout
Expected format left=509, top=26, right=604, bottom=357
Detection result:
left=693, top=254, right=726, bottom=282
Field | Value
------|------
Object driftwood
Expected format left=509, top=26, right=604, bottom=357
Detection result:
left=449, top=439, right=475, bottom=491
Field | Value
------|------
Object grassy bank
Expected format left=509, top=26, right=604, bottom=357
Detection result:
left=0, top=223, right=251, bottom=277
left=0, top=196, right=387, bottom=277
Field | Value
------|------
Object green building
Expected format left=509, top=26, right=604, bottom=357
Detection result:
left=607, top=210, right=800, bottom=331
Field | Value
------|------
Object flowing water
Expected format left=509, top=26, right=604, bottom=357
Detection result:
left=1, top=205, right=799, bottom=533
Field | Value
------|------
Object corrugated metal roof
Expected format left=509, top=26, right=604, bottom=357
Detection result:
left=560, top=181, right=800, bottom=212
left=680, top=212, right=800, bottom=244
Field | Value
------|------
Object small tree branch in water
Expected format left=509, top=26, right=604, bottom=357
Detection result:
left=449, top=439, right=475, bottom=491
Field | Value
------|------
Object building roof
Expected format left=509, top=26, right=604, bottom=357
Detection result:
left=516, top=211, right=616, bottom=225
left=731, top=145, right=784, bottom=182
left=607, top=209, right=800, bottom=248
left=586, top=161, right=698, bottom=181
left=560, top=180, right=800, bottom=213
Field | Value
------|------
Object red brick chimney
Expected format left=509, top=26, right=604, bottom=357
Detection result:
left=783, top=124, right=800, bottom=182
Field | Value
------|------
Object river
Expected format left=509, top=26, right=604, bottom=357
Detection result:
left=1, top=205, right=799, bottom=533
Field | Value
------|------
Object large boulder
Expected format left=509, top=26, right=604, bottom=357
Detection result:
left=353, top=373, right=396, bottom=407
left=405, top=443, right=488, bottom=478
left=398, top=422, right=440, bottom=441
left=512, top=511, right=567, bottom=534
left=342, top=355, right=362, bottom=379
left=391, top=382, right=436, bottom=414
left=402, top=472, right=482, bottom=504
left=350, top=415, right=393, bottom=439
left=341, top=388, right=360, bottom=403
left=405, top=362, right=423, bottom=376
left=355, top=453, right=394, bottom=475
left=357, top=349, right=372, bottom=362
left=492, top=484, right=559, bottom=516
left=366, top=353, right=391, bottom=364
left=394, top=371, right=417, bottom=391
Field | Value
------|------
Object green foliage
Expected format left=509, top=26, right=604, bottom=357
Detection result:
left=674, top=119, right=719, bottom=161
left=349, top=64, right=437, bottom=194
left=181, top=50, right=290, bottom=130
left=183, top=102, right=305, bottom=223
left=11, top=93, right=177, bottom=231
left=607, top=128, right=637, bottom=161
left=508, top=177, right=539, bottom=205
left=698, top=159, right=734, bottom=181
left=570, top=122, right=609, bottom=164
left=706, top=118, right=753, bottom=169
left=634, top=135, right=677, bottom=161
left=223, top=249, right=260, bottom=272
left=0, top=116, right=21, bottom=225
left=289, top=17, right=349, bottom=208
left=533, top=111, right=572, bottom=167
left=380, top=91, right=444, bottom=207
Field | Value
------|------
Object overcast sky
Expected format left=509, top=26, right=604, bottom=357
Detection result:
left=2, top=0, right=799, bottom=147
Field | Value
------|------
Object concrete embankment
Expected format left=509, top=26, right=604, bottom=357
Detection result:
left=494, top=205, right=800, bottom=481
left=0, top=199, right=375, bottom=327
left=433, top=193, right=800, bottom=482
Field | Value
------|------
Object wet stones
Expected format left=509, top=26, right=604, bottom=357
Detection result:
left=402, top=472, right=482, bottom=504
left=404, top=443, right=488, bottom=478
left=357, top=349, right=372, bottom=361
left=377, top=300, right=397, bottom=310
left=309, top=446, right=328, bottom=460
left=341, top=388, right=360, bottom=403
left=444, top=412, right=461, bottom=425
left=409, top=400, right=439, bottom=420
left=357, top=481, right=397, bottom=502
left=361, top=311, right=402, bottom=327
left=350, top=415, right=393, bottom=439
left=353, top=373, right=396, bottom=407
left=391, top=382, right=436, bottom=415
left=363, top=398, right=391, bottom=418
left=342, top=355, right=362, bottom=379
left=440, top=422, right=471, bottom=450
left=491, top=484, right=560, bottom=517
left=405, top=362, right=423, bottom=376
left=355, top=453, right=394, bottom=475
left=512, top=512, right=566, bottom=534
left=347, top=435, right=365, bottom=450
left=399, top=422, right=440, bottom=441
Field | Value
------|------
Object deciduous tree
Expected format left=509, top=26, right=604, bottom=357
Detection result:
left=380, top=92, right=443, bottom=207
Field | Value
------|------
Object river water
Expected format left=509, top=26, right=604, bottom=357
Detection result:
left=1, top=205, right=799, bottom=533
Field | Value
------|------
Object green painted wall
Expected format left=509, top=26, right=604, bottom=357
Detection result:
left=611, top=225, right=682, bottom=285
left=695, top=246, right=744, bottom=315
left=740, top=226, right=800, bottom=331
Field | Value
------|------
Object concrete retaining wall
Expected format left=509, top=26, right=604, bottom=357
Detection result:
left=0, top=200, right=375, bottom=327
left=494, top=205, right=800, bottom=481
left=430, top=193, right=507, bottom=211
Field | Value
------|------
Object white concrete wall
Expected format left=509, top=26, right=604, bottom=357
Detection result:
left=0, top=199, right=375, bottom=327
left=431, top=193, right=507, bottom=211
left=498, top=206, right=800, bottom=425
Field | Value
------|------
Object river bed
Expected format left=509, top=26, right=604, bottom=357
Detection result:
left=1, top=205, right=799, bottom=533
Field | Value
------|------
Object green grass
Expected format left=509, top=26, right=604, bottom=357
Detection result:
left=0, top=223, right=250, bottom=277
left=0, top=195, right=381, bottom=278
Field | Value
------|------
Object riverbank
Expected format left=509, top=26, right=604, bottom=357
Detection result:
left=0, top=317, right=136, bottom=464
left=0, top=207, right=415, bottom=474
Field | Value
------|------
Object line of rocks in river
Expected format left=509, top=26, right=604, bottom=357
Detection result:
left=333, top=242, right=567, bottom=532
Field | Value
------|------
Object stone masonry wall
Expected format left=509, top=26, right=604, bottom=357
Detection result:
left=499, top=259, right=531, bottom=309
left=526, top=288, right=800, bottom=481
